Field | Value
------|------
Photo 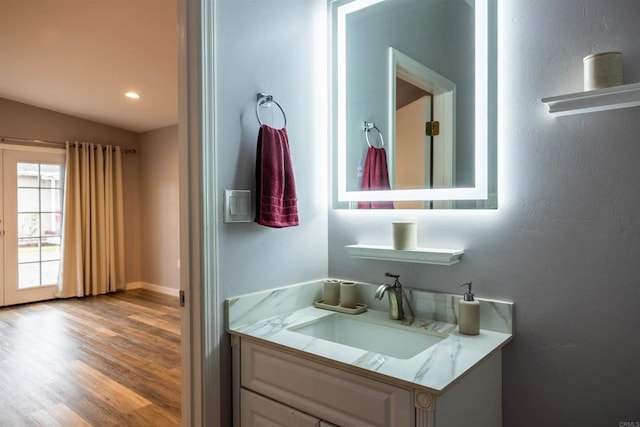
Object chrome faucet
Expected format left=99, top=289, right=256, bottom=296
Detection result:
left=374, top=273, right=415, bottom=320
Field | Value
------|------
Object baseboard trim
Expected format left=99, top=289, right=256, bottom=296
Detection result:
left=126, top=281, right=180, bottom=297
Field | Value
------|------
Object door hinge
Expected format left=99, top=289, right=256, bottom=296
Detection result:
left=426, top=121, right=440, bottom=136
left=179, top=290, right=185, bottom=307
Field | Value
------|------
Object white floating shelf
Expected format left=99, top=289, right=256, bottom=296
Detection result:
left=345, top=244, right=463, bottom=266
left=542, top=82, right=640, bottom=116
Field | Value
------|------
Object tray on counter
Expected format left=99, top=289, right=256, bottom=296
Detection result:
left=314, top=300, right=368, bottom=315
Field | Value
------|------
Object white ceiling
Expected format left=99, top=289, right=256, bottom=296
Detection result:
left=0, top=0, right=178, bottom=133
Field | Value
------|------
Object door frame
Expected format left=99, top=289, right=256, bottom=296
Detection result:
left=388, top=48, right=456, bottom=193
left=180, top=0, right=221, bottom=425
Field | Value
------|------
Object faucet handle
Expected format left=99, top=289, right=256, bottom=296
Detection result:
left=385, top=272, right=402, bottom=288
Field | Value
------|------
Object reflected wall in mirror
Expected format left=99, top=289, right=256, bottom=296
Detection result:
left=331, top=0, right=497, bottom=209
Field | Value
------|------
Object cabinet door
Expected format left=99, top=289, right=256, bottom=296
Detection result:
left=241, top=388, right=320, bottom=427
left=241, top=340, right=412, bottom=427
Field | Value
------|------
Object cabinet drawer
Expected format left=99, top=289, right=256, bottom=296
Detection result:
left=241, top=340, right=412, bottom=427
left=241, top=388, right=320, bottom=427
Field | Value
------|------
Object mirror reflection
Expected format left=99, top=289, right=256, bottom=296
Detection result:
left=391, top=48, right=461, bottom=209
left=332, top=0, right=497, bottom=209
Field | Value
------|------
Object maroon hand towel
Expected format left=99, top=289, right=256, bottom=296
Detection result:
left=358, top=146, right=394, bottom=209
left=255, top=125, right=299, bottom=227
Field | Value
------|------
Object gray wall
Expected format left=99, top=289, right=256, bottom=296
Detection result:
left=214, top=0, right=328, bottom=302
left=212, top=0, right=639, bottom=424
left=328, top=1, right=640, bottom=425
left=214, top=4, right=327, bottom=422
left=139, top=125, right=180, bottom=290
left=0, top=97, right=143, bottom=283
left=0, top=98, right=181, bottom=292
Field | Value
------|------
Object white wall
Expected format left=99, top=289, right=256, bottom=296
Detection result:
left=215, top=0, right=328, bottom=301
left=328, top=1, right=640, bottom=425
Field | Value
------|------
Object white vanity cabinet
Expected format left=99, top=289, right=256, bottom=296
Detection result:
left=234, top=337, right=412, bottom=427
left=232, top=336, right=503, bottom=427
left=227, top=281, right=512, bottom=426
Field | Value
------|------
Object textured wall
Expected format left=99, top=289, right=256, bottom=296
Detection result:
left=214, top=4, right=328, bottom=423
left=215, top=0, right=328, bottom=301
left=328, top=1, right=640, bottom=425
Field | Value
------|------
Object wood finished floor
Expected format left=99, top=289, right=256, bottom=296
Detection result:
left=0, top=289, right=181, bottom=426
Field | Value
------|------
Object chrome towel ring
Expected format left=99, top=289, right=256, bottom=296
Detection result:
left=364, top=121, right=384, bottom=148
left=256, top=93, right=287, bottom=128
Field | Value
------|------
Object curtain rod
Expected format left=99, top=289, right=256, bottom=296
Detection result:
left=0, top=136, right=137, bottom=154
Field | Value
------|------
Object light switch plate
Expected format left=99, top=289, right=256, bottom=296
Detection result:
left=224, top=190, right=253, bottom=223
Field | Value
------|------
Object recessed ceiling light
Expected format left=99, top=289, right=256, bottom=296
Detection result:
left=125, top=91, right=140, bottom=99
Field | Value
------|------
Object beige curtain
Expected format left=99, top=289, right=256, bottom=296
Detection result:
left=56, top=142, right=126, bottom=297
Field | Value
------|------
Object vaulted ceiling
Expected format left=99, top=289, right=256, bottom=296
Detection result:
left=0, top=0, right=178, bottom=133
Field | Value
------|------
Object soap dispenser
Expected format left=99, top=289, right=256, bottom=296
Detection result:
left=458, top=281, right=480, bottom=335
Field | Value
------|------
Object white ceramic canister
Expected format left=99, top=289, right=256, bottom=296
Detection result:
left=392, top=221, right=417, bottom=250
left=583, top=51, right=623, bottom=91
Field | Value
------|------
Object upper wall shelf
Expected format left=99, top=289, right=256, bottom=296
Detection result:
left=542, top=82, right=640, bottom=116
left=345, top=244, right=463, bottom=266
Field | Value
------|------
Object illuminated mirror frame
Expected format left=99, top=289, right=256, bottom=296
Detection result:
left=333, top=0, right=489, bottom=204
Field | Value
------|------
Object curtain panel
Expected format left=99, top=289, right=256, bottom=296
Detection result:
left=57, top=142, right=126, bottom=297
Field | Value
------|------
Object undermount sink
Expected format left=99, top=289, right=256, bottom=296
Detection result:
left=288, top=314, right=445, bottom=359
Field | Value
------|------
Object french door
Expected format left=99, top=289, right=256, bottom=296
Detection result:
left=0, top=149, right=65, bottom=306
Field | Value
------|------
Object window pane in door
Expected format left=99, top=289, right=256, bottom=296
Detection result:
left=41, top=261, right=60, bottom=286
left=19, top=263, right=40, bottom=289
left=18, top=238, right=40, bottom=263
left=40, top=189, right=62, bottom=214
left=18, top=213, right=40, bottom=238
left=39, top=164, right=61, bottom=188
left=17, top=163, right=40, bottom=187
left=42, top=237, right=61, bottom=261
left=41, top=213, right=61, bottom=236
left=16, top=162, right=63, bottom=289
left=17, top=188, right=39, bottom=212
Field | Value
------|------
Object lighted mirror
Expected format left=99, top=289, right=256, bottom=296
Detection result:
left=331, top=0, right=497, bottom=209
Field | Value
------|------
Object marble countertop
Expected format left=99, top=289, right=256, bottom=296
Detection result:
left=226, top=280, right=513, bottom=394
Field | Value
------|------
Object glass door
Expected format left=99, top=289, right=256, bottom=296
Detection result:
left=3, top=149, right=64, bottom=306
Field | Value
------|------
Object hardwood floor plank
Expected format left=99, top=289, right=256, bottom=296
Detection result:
left=69, top=360, right=152, bottom=413
left=30, top=403, right=92, bottom=427
left=51, top=303, right=180, bottom=350
left=0, top=289, right=181, bottom=426
left=77, top=347, right=181, bottom=415
left=128, top=402, right=182, bottom=426
left=128, top=314, right=181, bottom=335
left=112, top=290, right=180, bottom=316
left=104, top=289, right=179, bottom=314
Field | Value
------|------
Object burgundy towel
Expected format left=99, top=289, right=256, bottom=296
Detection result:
left=255, top=125, right=299, bottom=227
left=358, top=146, right=394, bottom=209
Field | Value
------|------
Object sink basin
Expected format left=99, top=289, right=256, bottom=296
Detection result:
left=288, top=314, right=444, bottom=359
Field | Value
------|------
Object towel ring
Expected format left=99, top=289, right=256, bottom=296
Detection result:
left=256, top=93, right=287, bottom=128
left=364, top=121, right=384, bottom=148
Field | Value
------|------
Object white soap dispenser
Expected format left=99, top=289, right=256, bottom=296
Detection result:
left=458, top=281, right=480, bottom=336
